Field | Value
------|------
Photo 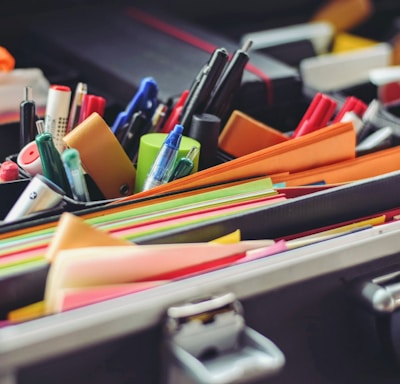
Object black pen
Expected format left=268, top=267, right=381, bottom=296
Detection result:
left=120, top=110, right=149, bottom=163
left=180, top=47, right=229, bottom=134
left=19, top=86, right=36, bottom=149
left=205, top=40, right=253, bottom=126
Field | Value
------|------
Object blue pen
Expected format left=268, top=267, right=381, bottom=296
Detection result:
left=111, top=77, right=158, bottom=135
left=142, top=124, right=183, bottom=191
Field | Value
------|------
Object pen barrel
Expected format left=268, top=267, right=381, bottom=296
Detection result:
left=44, top=85, right=71, bottom=153
left=35, top=132, right=72, bottom=197
left=168, top=158, right=194, bottom=181
left=19, top=101, right=36, bottom=149
left=205, top=51, right=249, bottom=122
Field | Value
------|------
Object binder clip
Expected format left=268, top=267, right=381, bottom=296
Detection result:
left=352, top=271, right=400, bottom=367
left=161, top=292, right=285, bottom=384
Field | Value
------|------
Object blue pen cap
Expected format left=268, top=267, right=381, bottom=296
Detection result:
left=165, top=124, right=183, bottom=149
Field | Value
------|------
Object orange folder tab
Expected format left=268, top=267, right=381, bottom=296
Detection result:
left=271, top=146, right=400, bottom=187
left=219, top=110, right=289, bottom=158
left=127, top=121, right=356, bottom=200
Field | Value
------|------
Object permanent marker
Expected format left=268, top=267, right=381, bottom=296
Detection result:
left=44, top=84, right=72, bottom=153
left=142, top=124, right=183, bottom=191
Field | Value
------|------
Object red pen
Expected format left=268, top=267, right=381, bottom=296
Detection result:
left=78, top=94, right=106, bottom=124
left=292, top=93, right=337, bottom=138
left=160, top=89, right=189, bottom=133
left=333, top=96, right=368, bottom=123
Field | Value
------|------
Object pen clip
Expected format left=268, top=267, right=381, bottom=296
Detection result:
left=111, top=77, right=158, bottom=134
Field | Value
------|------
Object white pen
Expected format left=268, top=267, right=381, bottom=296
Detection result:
left=44, top=84, right=72, bottom=153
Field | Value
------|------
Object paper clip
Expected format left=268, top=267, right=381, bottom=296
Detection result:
left=291, top=92, right=337, bottom=138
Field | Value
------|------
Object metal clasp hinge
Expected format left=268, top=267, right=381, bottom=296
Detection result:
left=162, top=292, right=285, bottom=384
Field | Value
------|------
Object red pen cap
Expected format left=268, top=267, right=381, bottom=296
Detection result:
left=161, top=89, right=189, bottom=133
left=78, top=94, right=106, bottom=124
left=333, top=96, right=368, bottom=123
left=292, top=93, right=337, bottom=138
left=0, top=160, right=19, bottom=182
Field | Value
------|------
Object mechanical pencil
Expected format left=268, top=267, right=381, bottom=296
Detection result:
left=142, top=124, right=183, bottom=191
left=35, top=130, right=72, bottom=197
left=168, top=146, right=199, bottom=181
left=67, top=82, right=87, bottom=133
left=61, top=148, right=91, bottom=202
left=19, top=86, right=36, bottom=150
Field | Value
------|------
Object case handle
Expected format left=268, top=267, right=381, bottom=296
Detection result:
left=162, top=293, right=285, bottom=384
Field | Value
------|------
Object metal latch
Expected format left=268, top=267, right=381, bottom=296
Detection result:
left=162, top=292, right=285, bottom=384
left=352, top=271, right=400, bottom=366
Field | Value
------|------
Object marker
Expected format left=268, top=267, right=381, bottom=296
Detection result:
left=3, top=174, right=65, bottom=223
left=44, top=84, right=72, bottom=153
left=19, top=86, right=36, bottom=150
left=35, top=131, right=72, bottom=197
left=168, top=146, right=199, bottom=181
left=67, top=82, right=87, bottom=133
left=142, top=124, right=183, bottom=191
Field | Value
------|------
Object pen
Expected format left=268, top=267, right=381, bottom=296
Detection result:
left=61, top=148, right=90, bottom=202
left=19, top=86, right=36, bottom=150
left=179, top=47, right=229, bottom=134
left=78, top=94, right=106, bottom=124
left=204, top=40, right=252, bottom=125
left=160, top=89, right=189, bottom=133
left=149, top=102, right=168, bottom=133
left=120, top=110, right=149, bottom=163
left=142, top=124, right=183, bottom=191
left=332, top=96, right=367, bottom=123
left=356, top=99, right=381, bottom=143
left=67, top=82, right=87, bottom=133
left=111, top=77, right=158, bottom=136
left=44, top=84, right=72, bottom=153
left=291, top=93, right=337, bottom=138
left=168, top=146, right=199, bottom=181
left=35, top=129, right=72, bottom=197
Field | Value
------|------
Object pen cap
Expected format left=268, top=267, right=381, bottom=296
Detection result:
left=135, top=133, right=200, bottom=192
left=3, top=174, right=65, bottom=223
left=17, top=141, right=43, bottom=176
left=0, top=160, right=19, bottom=182
left=63, top=112, right=136, bottom=199
left=189, top=113, right=220, bottom=170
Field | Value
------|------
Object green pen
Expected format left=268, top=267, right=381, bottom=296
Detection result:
left=35, top=130, right=73, bottom=198
left=62, top=148, right=91, bottom=202
left=168, top=146, right=199, bottom=182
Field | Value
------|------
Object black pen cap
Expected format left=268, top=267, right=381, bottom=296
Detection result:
left=189, top=113, right=220, bottom=170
